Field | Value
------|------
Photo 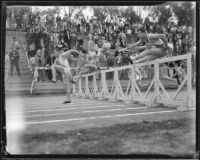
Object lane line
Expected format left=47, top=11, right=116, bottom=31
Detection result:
left=7, top=107, right=147, bottom=119
left=25, top=110, right=178, bottom=125
left=6, top=101, right=114, bottom=107
left=6, top=104, right=126, bottom=113
left=6, top=102, right=121, bottom=112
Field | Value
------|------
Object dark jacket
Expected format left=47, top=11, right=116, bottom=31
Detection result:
left=28, top=49, right=36, bottom=58
left=9, top=51, right=19, bottom=61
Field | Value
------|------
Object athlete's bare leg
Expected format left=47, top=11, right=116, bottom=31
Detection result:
left=133, top=48, right=164, bottom=61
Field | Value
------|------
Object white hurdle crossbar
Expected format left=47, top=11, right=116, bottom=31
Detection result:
left=72, top=53, right=194, bottom=111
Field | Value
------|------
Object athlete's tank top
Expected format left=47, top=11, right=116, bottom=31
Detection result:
left=147, top=34, right=164, bottom=46
left=58, top=56, right=70, bottom=68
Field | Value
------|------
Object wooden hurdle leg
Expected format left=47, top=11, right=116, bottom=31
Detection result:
left=84, top=76, right=92, bottom=99
left=110, top=69, right=124, bottom=102
left=98, top=71, right=110, bottom=101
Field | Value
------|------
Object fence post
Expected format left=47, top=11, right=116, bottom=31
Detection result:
left=77, top=78, right=83, bottom=97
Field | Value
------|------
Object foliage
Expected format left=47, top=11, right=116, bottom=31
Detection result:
left=120, top=6, right=142, bottom=23
left=144, top=2, right=195, bottom=26
left=145, top=5, right=172, bottom=25
left=171, top=2, right=195, bottom=26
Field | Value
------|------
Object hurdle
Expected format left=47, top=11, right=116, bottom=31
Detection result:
left=72, top=53, right=195, bottom=111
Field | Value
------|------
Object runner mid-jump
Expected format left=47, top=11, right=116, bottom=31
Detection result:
left=122, top=27, right=169, bottom=63
left=51, top=49, right=84, bottom=104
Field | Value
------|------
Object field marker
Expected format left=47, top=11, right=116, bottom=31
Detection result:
left=6, top=104, right=126, bottom=114
left=7, top=107, right=147, bottom=119
left=6, top=101, right=121, bottom=112
left=26, top=110, right=177, bottom=125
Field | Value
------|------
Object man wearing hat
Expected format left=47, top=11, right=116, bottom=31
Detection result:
left=9, top=46, right=21, bottom=77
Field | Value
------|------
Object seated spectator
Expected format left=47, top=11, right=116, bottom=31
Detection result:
left=40, top=43, right=49, bottom=68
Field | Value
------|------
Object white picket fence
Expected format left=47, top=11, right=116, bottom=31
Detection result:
left=72, top=53, right=195, bottom=111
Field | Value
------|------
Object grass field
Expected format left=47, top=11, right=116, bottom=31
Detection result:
left=20, top=117, right=195, bottom=156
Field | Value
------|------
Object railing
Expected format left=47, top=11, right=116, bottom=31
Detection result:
left=72, top=53, right=195, bottom=111
left=30, top=67, right=51, bottom=94
left=21, top=39, right=33, bottom=73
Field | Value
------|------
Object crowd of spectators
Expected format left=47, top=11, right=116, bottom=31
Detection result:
left=10, top=11, right=194, bottom=84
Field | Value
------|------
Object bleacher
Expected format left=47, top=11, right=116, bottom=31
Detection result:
left=6, top=31, right=179, bottom=95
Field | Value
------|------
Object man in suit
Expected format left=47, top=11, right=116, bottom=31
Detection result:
left=9, top=46, right=20, bottom=77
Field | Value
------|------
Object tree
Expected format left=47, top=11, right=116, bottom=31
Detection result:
left=171, top=2, right=195, bottom=26
left=144, top=2, right=195, bottom=26
left=120, top=6, right=142, bottom=23
left=145, top=5, right=172, bottom=25
left=92, top=6, right=106, bottom=21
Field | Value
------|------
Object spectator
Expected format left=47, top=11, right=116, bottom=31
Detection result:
left=168, top=37, right=174, bottom=57
left=62, top=14, right=68, bottom=30
left=40, top=13, right=46, bottom=28
left=118, top=29, right=126, bottom=48
left=63, top=29, right=71, bottom=50
left=40, top=43, right=48, bottom=67
left=114, top=50, right=123, bottom=67
left=56, top=13, right=62, bottom=32
left=9, top=46, right=20, bottom=77
left=71, top=33, right=77, bottom=49
left=89, top=19, right=93, bottom=34
left=56, top=40, right=65, bottom=51
left=76, top=34, right=83, bottom=51
left=28, top=44, right=36, bottom=66
left=33, top=49, right=46, bottom=81
left=87, top=34, right=96, bottom=57
left=10, top=36, right=20, bottom=50
left=126, top=26, right=132, bottom=44
left=172, top=62, right=181, bottom=85
left=86, top=16, right=90, bottom=33
left=102, top=37, right=111, bottom=57
left=44, top=51, right=53, bottom=81
left=76, top=16, right=81, bottom=33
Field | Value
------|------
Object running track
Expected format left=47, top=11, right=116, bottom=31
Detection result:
left=5, top=94, right=195, bottom=134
